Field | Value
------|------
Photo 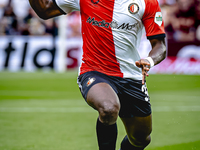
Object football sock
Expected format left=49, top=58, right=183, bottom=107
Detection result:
left=121, top=135, right=144, bottom=150
left=96, top=118, right=117, bottom=150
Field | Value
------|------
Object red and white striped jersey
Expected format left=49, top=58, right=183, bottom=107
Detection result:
left=54, top=0, right=165, bottom=80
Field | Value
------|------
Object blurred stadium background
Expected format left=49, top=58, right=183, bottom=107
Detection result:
left=0, top=0, right=200, bottom=149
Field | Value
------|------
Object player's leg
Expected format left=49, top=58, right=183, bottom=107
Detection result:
left=120, top=114, right=152, bottom=150
left=87, top=82, right=120, bottom=125
left=87, top=82, right=120, bottom=150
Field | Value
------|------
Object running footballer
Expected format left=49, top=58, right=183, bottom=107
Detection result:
left=28, top=0, right=166, bottom=149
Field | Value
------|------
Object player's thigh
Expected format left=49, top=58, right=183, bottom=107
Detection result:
left=120, top=114, right=152, bottom=141
left=86, top=82, right=120, bottom=111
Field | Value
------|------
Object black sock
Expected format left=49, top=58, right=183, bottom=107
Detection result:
left=96, top=118, right=117, bottom=150
left=121, top=135, right=144, bottom=150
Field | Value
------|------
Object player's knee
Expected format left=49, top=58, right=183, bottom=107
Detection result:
left=129, top=135, right=151, bottom=148
left=98, top=101, right=120, bottom=125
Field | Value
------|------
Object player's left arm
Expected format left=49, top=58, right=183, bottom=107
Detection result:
left=148, top=37, right=166, bottom=65
left=136, top=0, right=167, bottom=84
left=135, top=38, right=166, bottom=84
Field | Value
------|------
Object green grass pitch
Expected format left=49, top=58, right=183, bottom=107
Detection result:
left=0, top=71, right=199, bottom=150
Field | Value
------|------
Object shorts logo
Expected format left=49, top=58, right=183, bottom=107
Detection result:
left=91, top=0, right=99, bottom=4
left=128, top=3, right=139, bottom=14
left=141, top=84, right=149, bottom=102
left=154, top=12, right=163, bottom=26
left=86, top=77, right=96, bottom=87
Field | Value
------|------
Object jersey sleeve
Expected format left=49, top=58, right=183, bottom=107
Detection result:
left=53, top=0, right=80, bottom=14
left=142, top=0, right=166, bottom=40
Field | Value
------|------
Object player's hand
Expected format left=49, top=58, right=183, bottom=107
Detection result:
left=135, top=59, right=150, bottom=85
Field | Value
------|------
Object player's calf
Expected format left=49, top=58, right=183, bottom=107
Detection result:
left=130, top=134, right=151, bottom=149
left=96, top=118, right=118, bottom=150
left=121, top=135, right=151, bottom=150
left=95, top=97, right=120, bottom=150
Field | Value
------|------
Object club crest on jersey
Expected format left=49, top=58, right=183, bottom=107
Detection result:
left=128, top=3, right=139, bottom=14
left=154, top=12, right=163, bottom=26
left=86, top=77, right=96, bottom=87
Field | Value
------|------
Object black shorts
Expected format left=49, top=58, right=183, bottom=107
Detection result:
left=77, top=71, right=151, bottom=117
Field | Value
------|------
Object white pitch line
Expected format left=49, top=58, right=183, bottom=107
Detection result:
left=0, top=107, right=93, bottom=113
left=0, top=106, right=199, bottom=113
left=152, top=106, right=200, bottom=112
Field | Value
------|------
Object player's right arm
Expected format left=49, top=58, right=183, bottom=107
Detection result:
left=28, top=0, right=64, bottom=20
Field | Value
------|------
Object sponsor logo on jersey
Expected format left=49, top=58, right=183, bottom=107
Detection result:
left=110, top=21, right=118, bottom=29
left=87, top=17, right=110, bottom=28
left=86, top=77, right=96, bottom=87
left=91, top=0, right=99, bottom=4
left=128, top=3, right=139, bottom=14
left=117, top=23, right=138, bottom=30
left=86, top=17, right=138, bottom=30
left=154, top=12, right=163, bottom=26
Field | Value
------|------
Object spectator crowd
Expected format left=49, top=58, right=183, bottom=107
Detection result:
left=0, top=0, right=57, bottom=36
left=0, top=0, right=200, bottom=42
left=0, top=0, right=81, bottom=38
left=161, top=0, right=200, bottom=42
